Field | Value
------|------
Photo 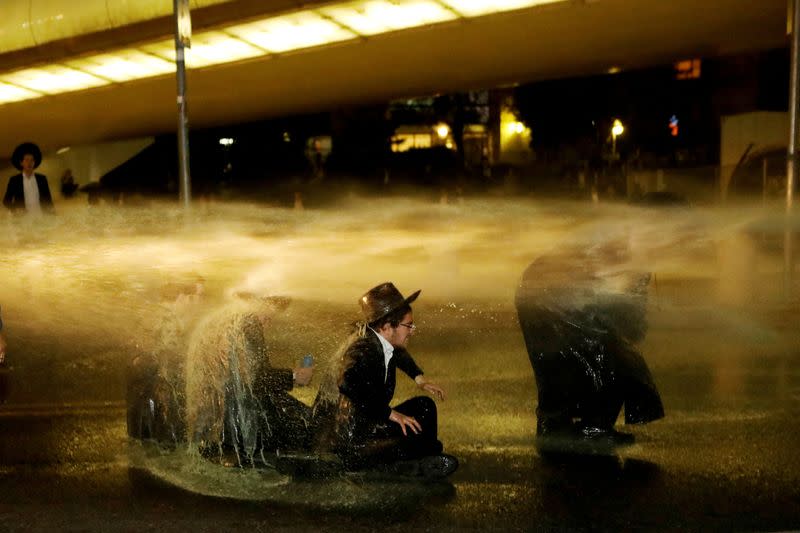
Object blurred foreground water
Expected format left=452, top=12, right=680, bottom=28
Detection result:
left=0, top=196, right=798, bottom=520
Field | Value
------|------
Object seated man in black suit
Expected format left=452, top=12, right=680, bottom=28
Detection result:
left=3, top=142, right=54, bottom=215
left=330, top=282, right=457, bottom=477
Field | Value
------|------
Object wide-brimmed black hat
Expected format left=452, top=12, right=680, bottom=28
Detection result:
left=360, top=282, right=420, bottom=324
left=11, top=142, right=42, bottom=171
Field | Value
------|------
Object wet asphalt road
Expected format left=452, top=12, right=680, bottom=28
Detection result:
left=1, top=294, right=799, bottom=532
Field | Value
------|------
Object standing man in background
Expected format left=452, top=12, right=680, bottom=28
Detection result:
left=3, top=142, right=54, bottom=215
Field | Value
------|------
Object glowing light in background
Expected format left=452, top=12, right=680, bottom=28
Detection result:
left=669, top=114, right=679, bottom=137
left=611, top=118, right=624, bottom=138
left=499, top=108, right=532, bottom=164
left=504, top=119, right=528, bottom=136
left=611, top=118, right=624, bottom=159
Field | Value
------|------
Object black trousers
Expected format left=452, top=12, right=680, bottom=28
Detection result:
left=344, top=396, right=443, bottom=469
left=255, top=391, right=313, bottom=452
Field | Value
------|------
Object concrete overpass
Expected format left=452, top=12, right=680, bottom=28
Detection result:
left=0, top=0, right=790, bottom=157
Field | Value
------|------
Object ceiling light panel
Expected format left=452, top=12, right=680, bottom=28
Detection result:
left=439, top=0, right=565, bottom=17
left=0, top=82, right=43, bottom=104
left=0, top=65, right=110, bottom=94
left=138, top=39, right=177, bottom=61
left=227, top=11, right=357, bottom=53
left=187, top=31, right=267, bottom=67
left=140, top=32, right=266, bottom=68
left=319, top=0, right=458, bottom=36
left=67, top=50, right=175, bottom=82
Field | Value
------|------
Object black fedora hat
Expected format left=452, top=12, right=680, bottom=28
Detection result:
left=11, top=142, right=42, bottom=171
left=360, top=282, right=420, bottom=324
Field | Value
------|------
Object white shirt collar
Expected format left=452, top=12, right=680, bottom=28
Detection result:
left=369, top=327, right=394, bottom=382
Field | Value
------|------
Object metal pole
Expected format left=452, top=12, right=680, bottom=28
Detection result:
left=786, top=0, right=800, bottom=287
left=789, top=0, right=799, bottom=212
left=174, top=0, right=191, bottom=208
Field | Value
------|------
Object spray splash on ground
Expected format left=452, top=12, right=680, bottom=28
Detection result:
left=1, top=197, right=797, bottom=500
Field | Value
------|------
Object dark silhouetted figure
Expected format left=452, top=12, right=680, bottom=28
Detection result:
left=514, top=247, right=664, bottom=452
left=60, top=169, right=78, bottom=198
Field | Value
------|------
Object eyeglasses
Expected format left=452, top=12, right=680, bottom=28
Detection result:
left=398, top=322, right=416, bottom=331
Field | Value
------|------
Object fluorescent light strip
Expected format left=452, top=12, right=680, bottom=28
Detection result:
left=0, top=65, right=110, bottom=94
left=0, top=0, right=573, bottom=106
left=140, top=32, right=266, bottom=68
left=138, top=40, right=181, bottom=62
left=67, top=50, right=175, bottom=82
left=439, top=0, right=565, bottom=17
left=0, top=82, right=43, bottom=104
left=184, top=31, right=267, bottom=67
left=227, top=11, right=357, bottom=53
left=319, top=0, right=458, bottom=35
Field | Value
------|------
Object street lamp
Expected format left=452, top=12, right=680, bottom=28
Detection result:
left=611, top=119, right=624, bottom=159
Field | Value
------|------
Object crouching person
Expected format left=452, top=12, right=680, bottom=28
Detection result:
left=514, top=248, right=665, bottom=453
left=330, top=282, right=457, bottom=479
left=185, top=292, right=314, bottom=466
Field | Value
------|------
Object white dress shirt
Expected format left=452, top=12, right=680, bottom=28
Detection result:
left=370, top=327, right=394, bottom=383
left=22, top=172, right=42, bottom=215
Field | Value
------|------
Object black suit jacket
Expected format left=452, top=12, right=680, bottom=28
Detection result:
left=3, top=173, right=54, bottom=212
left=336, top=329, right=423, bottom=440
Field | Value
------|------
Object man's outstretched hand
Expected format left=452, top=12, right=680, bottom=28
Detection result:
left=415, top=375, right=446, bottom=401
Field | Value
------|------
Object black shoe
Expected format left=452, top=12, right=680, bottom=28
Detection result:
left=419, top=454, right=459, bottom=479
left=579, top=426, right=635, bottom=446
left=382, top=454, right=459, bottom=479
left=536, top=417, right=574, bottom=437
left=537, top=426, right=633, bottom=457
